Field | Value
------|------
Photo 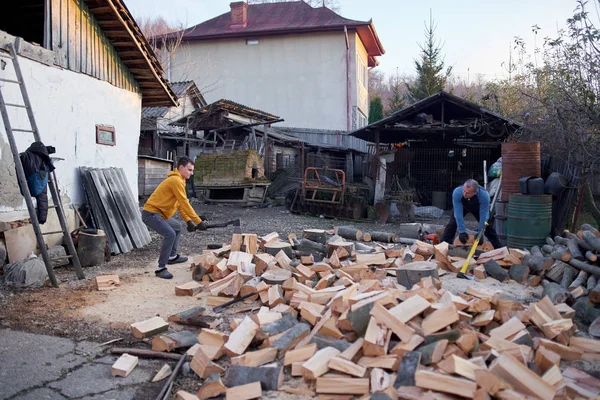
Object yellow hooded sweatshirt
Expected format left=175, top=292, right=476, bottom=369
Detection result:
left=143, top=169, right=201, bottom=224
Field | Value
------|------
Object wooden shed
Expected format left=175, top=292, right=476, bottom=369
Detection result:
left=138, top=156, right=173, bottom=197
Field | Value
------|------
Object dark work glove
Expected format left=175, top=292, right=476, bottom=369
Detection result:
left=186, top=221, right=197, bottom=232
left=459, top=232, right=469, bottom=244
left=196, top=221, right=208, bottom=231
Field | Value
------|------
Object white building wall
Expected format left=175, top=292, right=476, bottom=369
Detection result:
left=0, top=54, right=142, bottom=215
left=171, top=32, right=349, bottom=130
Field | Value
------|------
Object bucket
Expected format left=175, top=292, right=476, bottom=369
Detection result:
left=507, top=194, right=552, bottom=249
left=501, top=142, right=541, bottom=202
left=431, top=191, right=447, bottom=210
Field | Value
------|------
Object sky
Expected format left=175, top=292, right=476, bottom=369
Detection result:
left=124, top=0, right=587, bottom=83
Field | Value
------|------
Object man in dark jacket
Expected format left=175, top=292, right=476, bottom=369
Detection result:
left=20, top=142, right=55, bottom=224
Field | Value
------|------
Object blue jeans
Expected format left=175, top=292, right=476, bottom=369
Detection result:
left=142, top=211, right=181, bottom=269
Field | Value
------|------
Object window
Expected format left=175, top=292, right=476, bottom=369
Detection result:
left=0, top=0, right=47, bottom=48
left=356, top=54, right=367, bottom=89
left=246, top=39, right=259, bottom=45
left=357, top=112, right=367, bottom=128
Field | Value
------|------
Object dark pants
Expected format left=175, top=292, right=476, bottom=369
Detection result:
left=441, top=198, right=502, bottom=249
left=142, top=211, right=181, bottom=269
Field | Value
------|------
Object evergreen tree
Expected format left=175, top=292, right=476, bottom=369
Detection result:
left=369, top=96, right=384, bottom=123
left=405, top=11, right=452, bottom=103
left=386, top=76, right=405, bottom=116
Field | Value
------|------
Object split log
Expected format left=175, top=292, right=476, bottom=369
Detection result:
left=111, top=353, right=138, bottom=377
left=303, top=229, right=328, bottom=244
left=264, top=241, right=293, bottom=258
left=225, top=382, right=261, bottom=400
left=335, top=226, right=363, bottom=241
left=272, top=323, right=311, bottom=354
left=396, top=262, right=438, bottom=288
left=192, top=264, right=209, bottom=281
left=261, top=269, right=292, bottom=285
left=545, top=261, right=568, bottom=283
left=483, top=260, right=509, bottom=282
left=152, top=331, right=198, bottom=352
left=130, top=317, right=169, bottom=339
left=224, top=365, right=283, bottom=391
left=542, top=279, right=574, bottom=305
left=240, top=277, right=261, bottom=302
left=508, top=264, right=529, bottom=284
left=197, top=374, right=226, bottom=400
left=569, top=258, right=600, bottom=277
left=255, top=313, right=298, bottom=342
left=168, top=307, right=216, bottom=328
left=96, top=275, right=120, bottom=290
left=423, top=330, right=460, bottom=345
left=569, top=270, right=589, bottom=291
left=561, top=266, right=578, bottom=289
left=582, top=231, right=600, bottom=252
left=567, top=239, right=584, bottom=261
left=393, top=351, right=421, bottom=388
left=416, top=339, right=448, bottom=365
left=326, top=241, right=354, bottom=258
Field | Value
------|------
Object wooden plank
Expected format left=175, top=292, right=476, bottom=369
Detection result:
left=489, top=353, right=556, bottom=400
left=415, top=370, right=477, bottom=398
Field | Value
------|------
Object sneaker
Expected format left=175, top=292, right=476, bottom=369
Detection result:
left=155, top=268, right=173, bottom=279
left=167, top=254, right=188, bottom=264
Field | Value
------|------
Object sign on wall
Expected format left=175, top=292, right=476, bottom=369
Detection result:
left=96, top=125, right=116, bottom=146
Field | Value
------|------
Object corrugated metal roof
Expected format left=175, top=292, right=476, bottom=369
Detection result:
left=142, top=81, right=205, bottom=119
left=271, top=127, right=368, bottom=153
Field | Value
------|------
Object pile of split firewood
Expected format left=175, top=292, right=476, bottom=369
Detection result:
left=102, top=227, right=600, bottom=400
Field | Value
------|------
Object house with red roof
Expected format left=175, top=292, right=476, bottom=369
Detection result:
left=166, top=1, right=384, bottom=131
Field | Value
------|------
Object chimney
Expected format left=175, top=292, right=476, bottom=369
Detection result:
left=230, top=2, right=248, bottom=28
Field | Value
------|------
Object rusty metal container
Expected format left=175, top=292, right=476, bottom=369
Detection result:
left=501, top=142, right=541, bottom=202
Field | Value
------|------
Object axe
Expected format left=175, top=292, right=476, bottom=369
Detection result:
left=199, top=218, right=242, bottom=234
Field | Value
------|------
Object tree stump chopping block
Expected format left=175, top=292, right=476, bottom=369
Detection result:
left=396, top=261, right=439, bottom=288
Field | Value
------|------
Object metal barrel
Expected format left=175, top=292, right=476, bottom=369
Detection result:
left=507, top=194, right=552, bottom=249
left=494, top=200, right=508, bottom=246
left=501, top=142, right=541, bottom=202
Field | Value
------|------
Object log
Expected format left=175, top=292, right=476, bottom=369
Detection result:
left=423, top=330, right=460, bottom=345
left=272, top=323, right=311, bottom=354
left=569, top=258, right=600, bottom=277
left=393, top=351, right=421, bottom=388
left=586, top=251, right=598, bottom=263
left=296, top=238, right=328, bottom=255
left=261, top=269, right=292, bottom=285
left=564, top=232, right=594, bottom=251
left=567, top=239, right=584, bottom=261
left=192, top=264, right=209, bottom=282
left=396, top=261, right=439, bottom=288
left=587, top=275, right=598, bottom=292
left=554, top=235, right=569, bottom=246
left=326, top=241, right=354, bottom=258
left=483, top=260, right=509, bottom=282
left=111, top=353, right=138, bottom=377
left=523, top=254, right=553, bottom=274
left=542, top=279, right=574, bottom=305
left=397, top=223, right=423, bottom=239
left=561, top=266, right=578, bottom=288
left=415, top=370, right=477, bottom=398
left=569, top=270, right=589, bottom=291
left=416, top=339, right=448, bottom=365
left=225, top=381, right=262, bottom=400
left=541, top=244, right=554, bottom=256
left=264, top=241, right=293, bottom=258
left=316, top=377, right=370, bottom=395
left=255, top=313, right=298, bottom=341
left=581, top=223, right=600, bottom=237
left=572, top=297, right=600, bottom=323
left=224, top=365, right=283, bottom=391
left=590, top=317, right=600, bottom=337
left=508, top=264, right=529, bottom=284
left=546, top=237, right=556, bottom=246
left=175, top=281, right=202, bottom=297
left=591, top=282, right=600, bottom=303
left=582, top=231, right=600, bottom=252
left=152, top=331, right=198, bottom=352
left=550, top=245, right=571, bottom=262
left=130, top=317, right=169, bottom=339
left=370, top=231, right=401, bottom=243
left=303, top=229, right=328, bottom=244
left=335, top=226, right=363, bottom=241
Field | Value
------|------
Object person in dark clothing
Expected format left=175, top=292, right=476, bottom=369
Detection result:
left=440, top=179, right=502, bottom=249
left=19, top=142, right=55, bottom=224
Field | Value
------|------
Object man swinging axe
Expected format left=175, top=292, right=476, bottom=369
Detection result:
left=142, top=156, right=207, bottom=279
left=440, top=179, right=502, bottom=249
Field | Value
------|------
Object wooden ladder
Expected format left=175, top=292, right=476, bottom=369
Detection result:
left=0, top=42, right=84, bottom=287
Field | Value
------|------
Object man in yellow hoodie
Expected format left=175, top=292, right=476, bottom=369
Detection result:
left=142, top=156, right=206, bottom=279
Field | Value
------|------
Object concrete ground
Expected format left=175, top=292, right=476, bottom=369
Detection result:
left=0, top=329, right=165, bottom=400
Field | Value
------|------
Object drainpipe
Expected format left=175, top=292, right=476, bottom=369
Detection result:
left=344, top=26, right=351, bottom=131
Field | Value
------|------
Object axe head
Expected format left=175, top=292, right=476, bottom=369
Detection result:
left=232, top=219, right=242, bottom=234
